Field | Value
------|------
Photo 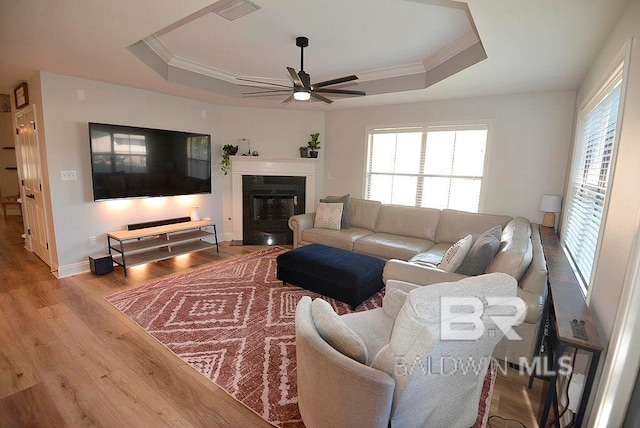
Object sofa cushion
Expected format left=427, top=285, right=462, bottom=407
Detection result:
left=485, top=217, right=533, bottom=280
left=349, top=198, right=382, bottom=230
left=311, top=298, right=368, bottom=364
left=320, top=194, right=351, bottom=229
left=435, top=209, right=512, bottom=244
left=301, top=227, right=374, bottom=251
left=314, top=202, right=344, bottom=230
left=438, top=234, right=472, bottom=272
left=456, top=225, right=503, bottom=276
left=374, top=204, right=440, bottom=241
left=353, top=233, right=436, bottom=260
left=408, top=243, right=451, bottom=267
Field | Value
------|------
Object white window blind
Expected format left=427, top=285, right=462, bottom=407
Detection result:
left=365, top=124, right=487, bottom=212
left=563, top=65, right=623, bottom=288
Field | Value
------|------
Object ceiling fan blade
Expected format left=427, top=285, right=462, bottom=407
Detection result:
left=314, top=88, right=366, bottom=96
left=282, top=94, right=295, bottom=104
left=242, top=93, right=294, bottom=98
left=242, top=89, right=291, bottom=95
left=314, top=75, right=358, bottom=88
left=287, top=67, right=303, bottom=87
left=236, top=77, right=291, bottom=89
left=310, top=92, right=333, bottom=104
left=299, top=71, right=312, bottom=89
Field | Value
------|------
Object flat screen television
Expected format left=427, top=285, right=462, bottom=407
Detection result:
left=88, top=123, right=212, bottom=201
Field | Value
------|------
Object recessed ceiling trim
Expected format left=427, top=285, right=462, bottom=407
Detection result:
left=143, top=36, right=173, bottom=64
left=210, top=0, right=261, bottom=21
left=169, top=56, right=240, bottom=83
left=423, top=30, right=480, bottom=72
left=357, top=62, right=427, bottom=82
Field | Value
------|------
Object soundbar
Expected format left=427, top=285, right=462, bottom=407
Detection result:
left=127, top=216, right=191, bottom=231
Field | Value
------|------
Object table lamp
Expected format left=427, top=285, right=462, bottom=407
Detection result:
left=540, top=194, right=562, bottom=228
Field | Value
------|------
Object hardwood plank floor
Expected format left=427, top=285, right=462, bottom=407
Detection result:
left=0, top=215, right=548, bottom=427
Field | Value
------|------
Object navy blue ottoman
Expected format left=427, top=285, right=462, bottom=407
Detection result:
left=276, top=243, right=385, bottom=309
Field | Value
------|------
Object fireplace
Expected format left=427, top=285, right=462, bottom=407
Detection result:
left=242, top=175, right=306, bottom=245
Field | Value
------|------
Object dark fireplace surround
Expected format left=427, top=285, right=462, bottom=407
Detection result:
left=242, top=175, right=306, bottom=245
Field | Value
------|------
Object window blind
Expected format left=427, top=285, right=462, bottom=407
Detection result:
left=365, top=124, right=488, bottom=212
left=563, top=66, right=623, bottom=288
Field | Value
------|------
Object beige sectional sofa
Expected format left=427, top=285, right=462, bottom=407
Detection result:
left=288, top=198, right=548, bottom=363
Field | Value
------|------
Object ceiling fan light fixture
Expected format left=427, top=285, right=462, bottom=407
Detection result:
left=293, top=89, right=310, bottom=101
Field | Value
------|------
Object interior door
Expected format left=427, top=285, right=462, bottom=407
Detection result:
left=15, top=106, right=50, bottom=266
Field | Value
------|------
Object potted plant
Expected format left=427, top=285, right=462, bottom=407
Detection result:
left=299, top=146, right=309, bottom=158
left=221, top=144, right=238, bottom=175
left=308, top=133, right=321, bottom=158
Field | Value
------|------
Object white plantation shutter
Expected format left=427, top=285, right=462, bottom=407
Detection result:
left=365, top=124, right=488, bottom=212
left=563, top=64, right=623, bottom=288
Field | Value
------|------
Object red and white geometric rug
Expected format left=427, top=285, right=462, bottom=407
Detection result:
left=106, top=246, right=494, bottom=427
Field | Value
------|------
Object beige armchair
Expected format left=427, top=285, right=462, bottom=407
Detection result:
left=295, top=273, right=520, bottom=428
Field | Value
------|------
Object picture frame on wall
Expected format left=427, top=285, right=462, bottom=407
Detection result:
left=14, top=82, right=29, bottom=109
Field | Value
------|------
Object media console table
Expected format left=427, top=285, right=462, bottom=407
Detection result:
left=531, top=226, right=603, bottom=427
left=107, top=220, right=218, bottom=276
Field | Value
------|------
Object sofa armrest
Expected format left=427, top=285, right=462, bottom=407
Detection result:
left=382, top=259, right=468, bottom=286
left=517, top=287, right=545, bottom=324
left=289, top=212, right=315, bottom=248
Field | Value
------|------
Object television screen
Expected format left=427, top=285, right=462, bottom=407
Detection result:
left=88, top=123, right=212, bottom=201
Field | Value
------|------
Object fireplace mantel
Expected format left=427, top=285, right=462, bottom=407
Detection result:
left=231, top=157, right=317, bottom=241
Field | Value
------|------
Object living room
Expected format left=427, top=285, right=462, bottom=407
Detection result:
left=1, top=0, right=639, bottom=426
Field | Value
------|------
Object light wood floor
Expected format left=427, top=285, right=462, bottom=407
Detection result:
left=0, top=215, right=548, bottom=427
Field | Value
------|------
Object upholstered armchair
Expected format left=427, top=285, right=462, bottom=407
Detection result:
left=295, top=273, right=520, bottom=428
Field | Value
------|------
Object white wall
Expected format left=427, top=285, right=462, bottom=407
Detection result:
left=568, top=0, right=640, bottom=424
left=574, top=0, right=640, bottom=342
left=38, top=72, right=324, bottom=276
left=324, top=91, right=576, bottom=222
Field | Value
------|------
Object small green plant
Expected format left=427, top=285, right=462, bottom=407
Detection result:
left=221, top=144, right=238, bottom=175
left=308, top=133, right=321, bottom=151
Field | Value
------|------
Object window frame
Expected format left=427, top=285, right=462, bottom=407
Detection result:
left=363, top=121, right=491, bottom=212
left=561, top=58, right=627, bottom=297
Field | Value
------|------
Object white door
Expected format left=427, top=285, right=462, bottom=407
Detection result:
left=15, top=106, right=51, bottom=267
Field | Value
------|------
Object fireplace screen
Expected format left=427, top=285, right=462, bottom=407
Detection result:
left=242, top=175, right=306, bottom=245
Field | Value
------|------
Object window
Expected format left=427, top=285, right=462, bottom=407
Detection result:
left=563, top=63, right=624, bottom=290
left=365, top=124, right=488, bottom=212
left=187, top=136, right=211, bottom=179
left=90, top=131, right=147, bottom=173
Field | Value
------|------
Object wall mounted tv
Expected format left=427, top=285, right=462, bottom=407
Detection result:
left=89, top=123, right=212, bottom=201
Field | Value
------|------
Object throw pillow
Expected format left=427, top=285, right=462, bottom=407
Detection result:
left=382, top=287, right=408, bottom=318
left=457, top=225, right=503, bottom=276
left=311, top=298, right=368, bottom=364
left=320, top=194, right=351, bottom=228
left=314, top=202, right=344, bottom=230
left=437, top=234, right=473, bottom=272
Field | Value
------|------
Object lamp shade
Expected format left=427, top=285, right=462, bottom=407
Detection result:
left=539, top=194, right=562, bottom=212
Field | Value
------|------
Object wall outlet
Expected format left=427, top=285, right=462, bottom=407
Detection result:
left=88, top=236, right=97, bottom=246
left=61, top=170, right=78, bottom=181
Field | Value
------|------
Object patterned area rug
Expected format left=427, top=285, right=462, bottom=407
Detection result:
left=106, top=246, right=495, bottom=427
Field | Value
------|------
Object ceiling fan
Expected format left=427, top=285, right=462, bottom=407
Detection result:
left=239, top=36, right=366, bottom=104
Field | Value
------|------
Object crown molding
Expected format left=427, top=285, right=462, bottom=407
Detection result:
left=423, top=30, right=480, bottom=72
left=143, top=35, right=173, bottom=64
left=356, top=62, right=427, bottom=82
left=143, top=32, right=479, bottom=89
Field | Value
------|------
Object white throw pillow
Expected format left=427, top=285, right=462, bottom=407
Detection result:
left=314, top=202, right=344, bottom=230
left=311, top=298, right=368, bottom=364
left=437, top=234, right=473, bottom=272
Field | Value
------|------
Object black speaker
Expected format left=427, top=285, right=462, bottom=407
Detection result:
left=89, top=253, right=113, bottom=275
